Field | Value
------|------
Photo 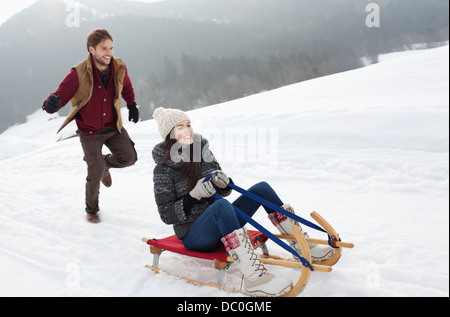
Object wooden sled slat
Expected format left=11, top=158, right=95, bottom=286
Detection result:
left=310, top=211, right=349, bottom=266
left=273, top=235, right=354, bottom=249
left=280, top=225, right=312, bottom=297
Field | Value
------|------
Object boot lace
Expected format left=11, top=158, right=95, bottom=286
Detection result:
left=239, top=231, right=267, bottom=278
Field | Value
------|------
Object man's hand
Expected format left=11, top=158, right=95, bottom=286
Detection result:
left=43, top=94, right=61, bottom=114
left=127, top=102, right=139, bottom=123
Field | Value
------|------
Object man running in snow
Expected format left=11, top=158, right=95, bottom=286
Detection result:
left=42, top=28, right=139, bottom=223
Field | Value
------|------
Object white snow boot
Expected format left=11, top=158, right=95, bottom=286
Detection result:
left=221, top=227, right=293, bottom=297
left=268, top=204, right=334, bottom=263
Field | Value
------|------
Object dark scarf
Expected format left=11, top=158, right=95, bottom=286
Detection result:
left=98, top=67, right=110, bottom=89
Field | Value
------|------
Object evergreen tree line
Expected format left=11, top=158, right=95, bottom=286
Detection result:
left=137, top=48, right=361, bottom=117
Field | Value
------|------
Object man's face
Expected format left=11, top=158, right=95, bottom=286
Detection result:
left=89, top=39, right=113, bottom=68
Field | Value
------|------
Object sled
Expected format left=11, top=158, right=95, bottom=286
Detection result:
left=141, top=227, right=327, bottom=297
left=141, top=230, right=269, bottom=295
left=142, top=174, right=354, bottom=296
left=141, top=211, right=352, bottom=297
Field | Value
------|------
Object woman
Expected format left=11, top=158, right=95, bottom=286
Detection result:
left=152, top=107, right=332, bottom=297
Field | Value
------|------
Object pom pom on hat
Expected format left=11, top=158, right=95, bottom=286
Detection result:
left=153, top=107, right=190, bottom=139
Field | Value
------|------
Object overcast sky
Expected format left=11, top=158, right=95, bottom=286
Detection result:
left=0, top=0, right=166, bottom=26
left=0, top=0, right=38, bottom=25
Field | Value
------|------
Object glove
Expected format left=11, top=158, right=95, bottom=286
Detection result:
left=189, top=178, right=216, bottom=200
left=127, top=102, right=139, bottom=123
left=211, top=170, right=230, bottom=189
left=43, top=94, right=61, bottom=114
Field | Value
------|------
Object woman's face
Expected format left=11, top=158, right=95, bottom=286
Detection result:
left=174, top=120, right=193, bottom=146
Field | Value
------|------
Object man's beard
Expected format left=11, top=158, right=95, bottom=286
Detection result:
left=94, top=54, right=111, bottom=68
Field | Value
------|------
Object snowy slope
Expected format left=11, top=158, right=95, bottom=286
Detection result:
left=0, top=45, right=448, bottom=297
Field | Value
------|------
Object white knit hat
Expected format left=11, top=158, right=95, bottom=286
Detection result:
left=153, top=107, right=190, bottom=139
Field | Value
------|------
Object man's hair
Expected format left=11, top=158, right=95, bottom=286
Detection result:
left=86, top=28, right=113, bottom=52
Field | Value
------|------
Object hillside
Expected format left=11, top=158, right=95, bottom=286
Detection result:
left=0, top=45, right=448, bottom=298
left=0, top=0, right=448, bottom=133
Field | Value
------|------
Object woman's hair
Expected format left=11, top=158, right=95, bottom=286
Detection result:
left=86, top=28, right=113, bottom=52
left=159, top=131, right=200, bottom=191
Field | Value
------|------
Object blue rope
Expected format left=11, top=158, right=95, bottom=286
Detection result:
left=204, top=172, right=315, bottom=270
left=204, top=172, right=325, bottom=233
left=213, top=193, right=314, bottom=271
left=228, top=182, right=340, bottom=250
left=228, top=183, right=327, bottom=234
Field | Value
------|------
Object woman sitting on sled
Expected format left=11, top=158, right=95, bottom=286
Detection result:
left=151, top=107, right=333, bottom=297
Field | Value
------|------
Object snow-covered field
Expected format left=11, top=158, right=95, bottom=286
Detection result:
left=0, top=45, right=448, bottom=297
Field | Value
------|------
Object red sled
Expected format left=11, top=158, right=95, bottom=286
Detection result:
left=142, top=211, right=353, bottom=296
left=141, top=230, right=268, bottom=290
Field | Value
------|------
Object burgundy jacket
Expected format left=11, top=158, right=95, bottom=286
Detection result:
left=44, top=54, right=135, bottom=135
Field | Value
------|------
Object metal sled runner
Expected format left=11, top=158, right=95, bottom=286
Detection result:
left=142, top=175, right=354, bottom=296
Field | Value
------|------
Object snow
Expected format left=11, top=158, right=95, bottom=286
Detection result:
left=0, top=45, right=448, bottom=297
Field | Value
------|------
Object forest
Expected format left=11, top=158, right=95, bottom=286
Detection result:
left=0, top=0, right=448, bottom=132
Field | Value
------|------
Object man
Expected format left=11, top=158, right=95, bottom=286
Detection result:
left=42, top=29, right=139, bottom=224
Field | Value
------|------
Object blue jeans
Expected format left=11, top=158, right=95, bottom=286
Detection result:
left=182, top=181, right=284, bottom=252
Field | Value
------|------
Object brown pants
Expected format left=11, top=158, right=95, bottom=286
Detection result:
left=79, top=127, right=138, bottom=214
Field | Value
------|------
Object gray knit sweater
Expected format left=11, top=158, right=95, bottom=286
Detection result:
left=152, top=134, right=232, bottom=239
